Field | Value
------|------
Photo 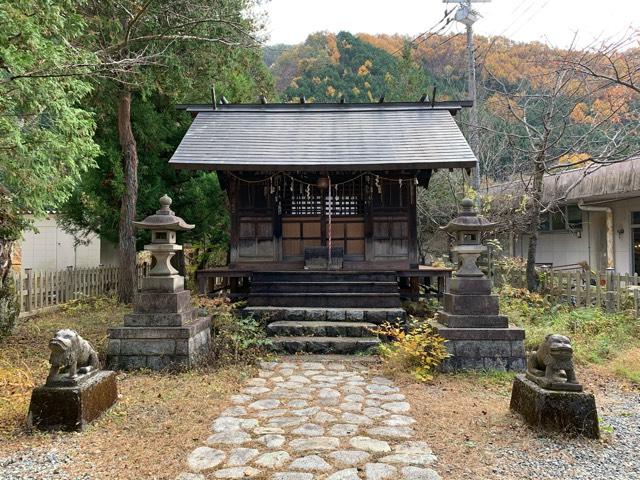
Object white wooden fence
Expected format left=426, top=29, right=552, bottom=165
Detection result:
left=493, top=267, right=640, bottom=313
left=11, top=265, right=149, bottom=318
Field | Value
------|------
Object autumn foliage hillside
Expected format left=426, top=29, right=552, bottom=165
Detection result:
left=265, top=31, right=638, bottom=127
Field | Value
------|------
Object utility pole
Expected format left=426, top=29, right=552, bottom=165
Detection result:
left=443, top=0, right=490, bottom=201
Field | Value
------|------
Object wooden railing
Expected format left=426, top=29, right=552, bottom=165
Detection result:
left=11, top=264, right=149, bottom=318
left=493, top=267, right=640, bottom=313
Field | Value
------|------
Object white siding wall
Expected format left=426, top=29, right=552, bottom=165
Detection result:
left=611, top=198, right=640, bottom=275
left=18, top=215, right=102, bottom=271
left=512, top=198, right=640, bottom=274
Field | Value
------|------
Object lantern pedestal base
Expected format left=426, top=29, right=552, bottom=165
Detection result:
left=433, top=321, right=526, bottom=372
left=106, top=316, right=211, bottom=371
left=107, top=287, right=211, bottom=370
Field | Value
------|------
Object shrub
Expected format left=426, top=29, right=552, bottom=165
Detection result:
left=196, top=297, right=272, bottom=365
left=370, top=319, right=449, bottom=382
left=402, top=299, right=441, bottom=319
left=0, top=277, right=19, bottom=341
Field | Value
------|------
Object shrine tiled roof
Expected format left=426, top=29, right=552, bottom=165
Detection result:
left=169, top=102, right=477, bottom=171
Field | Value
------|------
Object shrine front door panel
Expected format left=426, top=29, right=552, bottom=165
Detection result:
left=282, top=216, right=365, bottom=261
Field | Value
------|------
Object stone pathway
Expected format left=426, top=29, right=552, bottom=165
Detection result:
left=177, top=359, right=440, bottom=480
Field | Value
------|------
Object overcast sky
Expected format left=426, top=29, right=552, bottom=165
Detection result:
left=262, top=0, right=639, bottom=49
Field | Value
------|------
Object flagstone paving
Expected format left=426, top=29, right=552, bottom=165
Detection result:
left=177, top=360, right=440, bottom=480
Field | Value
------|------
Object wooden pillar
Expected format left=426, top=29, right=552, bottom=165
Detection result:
left=320, top=189, right=327, bottom=247
left=408, top=179, right=419, bottom=268
left=273, top=177, right=283, bottom=261
left=364, top=176, right=374, bottom=262
left=229, top=176, right=239, bottom=264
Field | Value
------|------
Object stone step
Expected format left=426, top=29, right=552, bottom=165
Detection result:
left=242, top=307, right=407, bottom=324
left=267, top=321, right=377, bottom=337
left=247, top=292, right=401, bottom=308
left=271, top=336, right=381, bottom=354
left=250, top=281, right=399, bottom=294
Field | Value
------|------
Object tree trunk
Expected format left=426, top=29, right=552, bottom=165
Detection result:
left=526, top=160, right=546, bottom=292
left=117, top=91, right=139, bottom=304
left=0, top=238, right=13, bottom=287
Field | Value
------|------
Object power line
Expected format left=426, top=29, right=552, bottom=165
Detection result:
left=409, top=21, right=457, bottom=51
left=391, top=7, right=456, bottom=56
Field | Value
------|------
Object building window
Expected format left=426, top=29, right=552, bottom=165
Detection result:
left=239, top=184, right=271, bottom=212
left=539, top=205, right=582, bottom=232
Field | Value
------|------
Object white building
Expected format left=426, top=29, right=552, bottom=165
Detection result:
left=501, top=156, right=640, bottom=275
left=13, top=214, right=118, bottom=272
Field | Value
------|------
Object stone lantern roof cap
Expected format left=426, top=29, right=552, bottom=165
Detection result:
left=440, top=198, right=497, bottom=233
left=133, top=194, right=194, bottom=231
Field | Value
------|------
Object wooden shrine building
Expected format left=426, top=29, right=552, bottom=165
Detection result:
left=170, top=101, right=477, bottom=339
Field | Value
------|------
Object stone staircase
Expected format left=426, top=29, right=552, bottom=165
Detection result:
left=243, top=271, right=406, bottom=354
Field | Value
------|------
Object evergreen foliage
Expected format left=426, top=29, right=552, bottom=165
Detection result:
left=0, top=0, right=99, bottom=241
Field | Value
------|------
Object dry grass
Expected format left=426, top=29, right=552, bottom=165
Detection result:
left=0, top=296, right=255, bottom=479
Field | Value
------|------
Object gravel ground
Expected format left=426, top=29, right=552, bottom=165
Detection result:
left=0, top=448, right=90, bottom=480
left=492, top=389, right=640, bottom=479
left=1, top=380, right=637, bottom=480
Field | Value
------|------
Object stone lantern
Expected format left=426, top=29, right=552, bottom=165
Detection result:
left=106, top=195, right=211, bottom=371
left=133, top=194, right=194, bottom=292
left=433, top=198, right=525, bottom=372
left=441, top=198, right=496, bottom=279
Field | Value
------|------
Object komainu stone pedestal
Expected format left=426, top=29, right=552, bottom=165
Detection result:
left=510, top=374, right=600, bottom=438
left=27, top=371, right=117, bottom=432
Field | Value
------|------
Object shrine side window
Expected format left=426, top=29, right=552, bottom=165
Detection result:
left=373, top=181, right=410, bottom=209
left=238, top=184, right=271, bottom=212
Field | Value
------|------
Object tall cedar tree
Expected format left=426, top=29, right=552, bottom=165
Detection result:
left=78, top=0, right=265, bottom=303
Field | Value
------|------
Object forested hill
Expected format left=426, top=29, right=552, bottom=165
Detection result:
left=263, top=31, right=537, bottom=102
left=264, top=32, right=441, bottom=103
left=264, top=31, right=635, bottom=116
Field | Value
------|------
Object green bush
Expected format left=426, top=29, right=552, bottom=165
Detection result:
left=499, top=285, right=640, bottom=366
left=402, top=298, right=441, bottom=318
left=196, top=298, right=272, bottom=365
left=0, top=277, right=19, bottom=341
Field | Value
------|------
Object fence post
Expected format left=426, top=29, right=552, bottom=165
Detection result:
left=17, top=270, right=24, bottom=315
left=604, top=269, right=615, bottom=313
left=25, top=268, right=33, bottom=313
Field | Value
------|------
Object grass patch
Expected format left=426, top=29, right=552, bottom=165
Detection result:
left=0, top=296, right=129, bottom=437
left=499, top=286, right=640, bottom=383
left=0, top=295, right=258, bottom=478
left=460, top=370, right=517, bottom=386
left=609, top=348, right=640, bottom=383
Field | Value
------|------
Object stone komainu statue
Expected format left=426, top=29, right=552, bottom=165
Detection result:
left=527, top=333, right=581, bottom=390
left=47, top=329, right=100, bottom=384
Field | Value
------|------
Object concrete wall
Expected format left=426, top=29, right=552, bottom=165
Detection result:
left=512, top=198, right=640, bottom=275
left=16, top=215, right=102, bottom=271
left=100, top=240, right=120, bottom=266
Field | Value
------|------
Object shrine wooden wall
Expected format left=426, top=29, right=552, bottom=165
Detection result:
left=226, top=173, right=419, bottom=268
